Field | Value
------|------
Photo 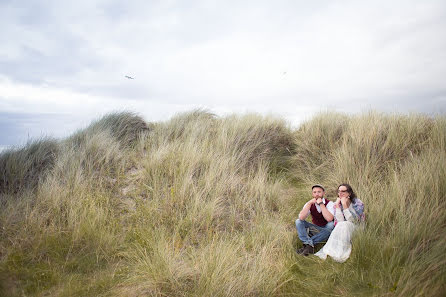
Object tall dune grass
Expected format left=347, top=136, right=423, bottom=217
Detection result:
left=0, top=110, right=445, bottom=296
left=0, top=138, right=59, bottom=195
left=288, top=111, right=446, bottom=296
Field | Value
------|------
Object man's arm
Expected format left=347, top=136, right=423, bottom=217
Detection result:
left=319, top=203, right=334, bottom=222
left=298, top=200, right=314, bottom=220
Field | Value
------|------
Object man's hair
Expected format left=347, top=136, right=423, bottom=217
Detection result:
left=338, top=183, right=357, bottom=201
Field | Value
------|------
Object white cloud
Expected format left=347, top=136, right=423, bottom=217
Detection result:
left=0, top=0, right=445, bottom=145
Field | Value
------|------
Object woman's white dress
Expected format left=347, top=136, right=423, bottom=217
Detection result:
left=315, top=199, right=364, bottom=263
left=314, top=221, right=356, bottom=262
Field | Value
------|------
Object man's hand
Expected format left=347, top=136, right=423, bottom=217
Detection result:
left=309, top=198, right=317, bottom=205
left=316, top=197, right=323, bottom=205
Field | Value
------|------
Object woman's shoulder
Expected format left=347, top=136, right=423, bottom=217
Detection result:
left=352, top=198, right=366, bottom=222
left=353, top=197, right=364, bottom=206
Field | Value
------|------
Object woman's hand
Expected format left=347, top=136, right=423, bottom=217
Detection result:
left=341, top=196, right=350, bottom=208
left=335, top=197, right=341, bottom=208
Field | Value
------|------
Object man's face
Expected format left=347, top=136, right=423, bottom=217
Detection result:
left=312, top=187, right=325, bottom=199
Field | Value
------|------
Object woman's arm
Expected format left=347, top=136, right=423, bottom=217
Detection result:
left=334, top=205, right=345, bottom=222
left=343, top=204, right=359, bottom=223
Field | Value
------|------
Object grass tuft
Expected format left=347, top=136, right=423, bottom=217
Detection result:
left=0, top=138, right=59, bottom=195
left=0, top=110, right=445, bottom=296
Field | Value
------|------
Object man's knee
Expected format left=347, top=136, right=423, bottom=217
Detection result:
left=325, top=221, right=335, bottom=230
left=296, top=219, right=305, bottom=227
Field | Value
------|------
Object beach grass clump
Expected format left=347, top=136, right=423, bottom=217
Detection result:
left=0, top=112, right=147, bottom=296
left=287, top=111, right=446, bottom=296
left=0, top=138, right=59, bottom=195
left=68, top=111, right=150, bottom=148
left=113, top=111, right=296, bottom=295
left=291, top=112, right=349, bottom=181
left=0, top=110, right=445, bottom=296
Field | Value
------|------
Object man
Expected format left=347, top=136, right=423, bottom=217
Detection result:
left=295, top=184, right=335, bottom=256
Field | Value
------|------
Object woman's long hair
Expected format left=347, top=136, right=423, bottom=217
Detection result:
left=338, top=183, right=357, bottom=202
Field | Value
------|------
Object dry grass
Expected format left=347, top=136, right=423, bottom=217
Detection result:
left=0, top=110, right=445, bottom=296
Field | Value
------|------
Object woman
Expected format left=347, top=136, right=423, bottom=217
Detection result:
left=315, top=183, right=365, bottom=262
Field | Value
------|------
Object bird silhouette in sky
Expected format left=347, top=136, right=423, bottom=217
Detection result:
left=125, top=75, right=134, bottom=79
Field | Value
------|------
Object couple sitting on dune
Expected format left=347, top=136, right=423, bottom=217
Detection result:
left=295, top=183, right=365, bottom=262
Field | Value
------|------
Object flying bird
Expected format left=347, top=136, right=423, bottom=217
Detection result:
left=125, top=75, right=135, bottom=79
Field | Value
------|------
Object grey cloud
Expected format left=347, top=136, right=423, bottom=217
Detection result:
left=0, top=44, right=102, bottom=86
left=0, top=112, right=79, bottom=146
left=0, top=114, right=25, bottom=145
left=0, top=0, right=105, bottom=84
left=1, top=0, right=445, bottom=147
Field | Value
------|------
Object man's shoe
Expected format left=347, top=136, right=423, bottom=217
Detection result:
left=296, top=245, right=306, bottom=254
left=303, top=244, right=314, bottom=256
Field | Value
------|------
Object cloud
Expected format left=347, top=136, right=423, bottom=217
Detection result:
left=0, top=111, right=71, bottom=145
left=0, top=0, right=445, bottom=145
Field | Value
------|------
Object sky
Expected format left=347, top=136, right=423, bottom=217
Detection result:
left=1, top=0, right=446, bottom=147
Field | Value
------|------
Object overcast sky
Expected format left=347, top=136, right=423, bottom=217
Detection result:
left=1, top=0, right=445, bottom=147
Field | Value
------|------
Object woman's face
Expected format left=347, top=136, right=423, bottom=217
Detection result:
left=338, top=185, right=350, bottom=198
